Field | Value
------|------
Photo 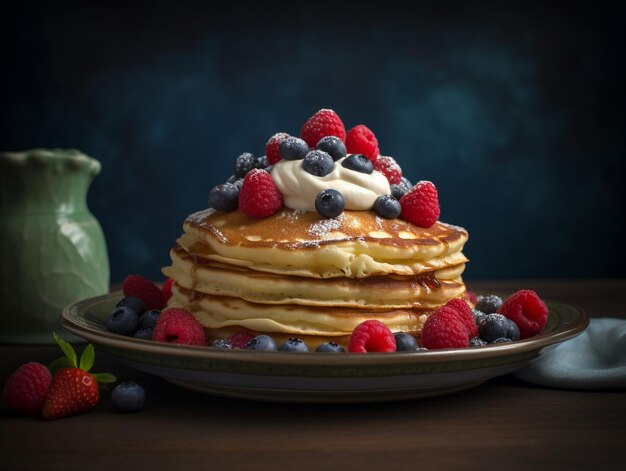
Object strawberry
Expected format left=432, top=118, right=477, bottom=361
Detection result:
left=42, top=332, right=116, bottom=420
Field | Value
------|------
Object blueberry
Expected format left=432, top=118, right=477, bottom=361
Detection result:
left=315, top=342, right=345, bottom=353
left=246, top=335, right=277, bottom=351
left=390, top=184, right=407, bottom=200
left=469, top=337, right=487, bottom=347
left=209, top=183, right=239, bottom=212
left=233, top=152, right=256, bottom=178
left=302, top=150, right=335, bottom=177
left=493, top=337, right=512, bottom=344
left=479, top=313, right=519, bottom=343
left=255, top=155, right=269, bottom=169
left=116, top=296, right=145, bottom=315
left=138, top=309, right=160, bottom=330
left=111, top=381, right=146, bottom=413
left=279, top=136, right=309, bottom=160
left=211, top=339, right=232, bottom=349
left=278, top=337, right=310, bottom=352
left=475, top=295, right=503, bottom=314
left=472, top=308, right=487, bottom=325
left=374, top=195, right=401, bottom=219
left=316, top=136, right=347, bottom=161
left=315, top=189, right=345, bottom=218
left=106, top=306, right=140, bottom=336
left=400, top=176, right=413, bottom=191
left=341, top=154, right=373, bottom=174
left=394, top=332, right=419, bottom=351
left=133, top=327, right=153, bottom=340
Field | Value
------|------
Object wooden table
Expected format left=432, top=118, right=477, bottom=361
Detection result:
left=1, top=280, right=625, bottom=470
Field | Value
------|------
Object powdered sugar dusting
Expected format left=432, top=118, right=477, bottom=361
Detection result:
left=308, top=213, right=345, bottom=238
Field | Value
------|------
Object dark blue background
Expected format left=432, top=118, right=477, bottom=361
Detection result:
left=2, top=1, right=624, bottom=281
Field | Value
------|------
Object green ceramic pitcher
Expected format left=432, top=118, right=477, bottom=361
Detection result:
left=0, top=149, right=109, bottom=344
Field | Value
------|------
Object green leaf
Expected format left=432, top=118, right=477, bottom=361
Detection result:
left=79, top=344, right=95, bottom=372
left=92, top=373, right=117, bottom=384
left=53, top=332, right=77, bottom=367
left=49, top=356, right=75, bottom=374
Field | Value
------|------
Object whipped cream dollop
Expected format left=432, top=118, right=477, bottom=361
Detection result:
left=270, top=156, right=391, bottom=211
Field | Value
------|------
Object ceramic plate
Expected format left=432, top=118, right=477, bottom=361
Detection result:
left=61, top=293, right=589, bottom=403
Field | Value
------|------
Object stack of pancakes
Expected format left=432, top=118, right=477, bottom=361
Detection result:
left=163, top=208, right=469, bottom=347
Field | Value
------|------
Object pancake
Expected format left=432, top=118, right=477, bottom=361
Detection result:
left=178, top=208, right=468, bottom=278
left=163, top=207, right=470, bottom=348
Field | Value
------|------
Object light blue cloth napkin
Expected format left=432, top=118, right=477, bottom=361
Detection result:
left=514, top=318, right=626, bottom=389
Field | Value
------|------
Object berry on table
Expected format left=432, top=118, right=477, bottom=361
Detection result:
left=278, top=338, right=310, bottom=352
left=475, top=295, right=503, bottom=314
left=348, top=320, right=396, bottom=353
left=421, top=306, right=470, bottom=349
left=373, top=195, right=401, bottom=219
left=209, top=183, right=239, bottom=212
left=300, top=109, right=346, bottom=148
left=111, top=381, right=146, bottom=413
left=116, top=296, right=146, bottom=315
left=152, top=308, right=206, bottom=346
left=266, top=132, right=290, bottom=165
left=493, top=337, right=512, bottom=343
left=373, top=155, right=402, bottom=184
left=341, top=154, right=373, bottom=174
left=302, top=150, right=335, bottom=177
left=233, top=152, right=257, bottom=178
left=315, top=342, right=345, bottom=353
left=316, top=136, right=347, bottom=161
left=345, top=124, right=379, bottom=161
left=3, top=362, right=52, bottom=416
left=43, top=333, right=116, bottom=420
left=238, top=169, right=284, bottom=218
left=246, top=335, right=277, bottom=351
left=399, top=180, right=440, bottom=228
left=394, top=332, right=419, bottom=351
left=279, top=136, right=310, bottom=161
left=315, top=189, right=345, bottom=218
left=400, top=176, right=413, bottom=192
left=498, top=289, right=549, bottom=339
left=123, top=275, right=166, bottom=311
left=106, top=306, right=140, bottom=336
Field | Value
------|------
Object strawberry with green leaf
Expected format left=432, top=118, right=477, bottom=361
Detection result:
left=42, top=332, right=116, bottom=420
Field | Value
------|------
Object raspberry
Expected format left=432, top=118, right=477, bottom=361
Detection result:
left=498, top=290, right=549, bottom=339
left=464, top=290, right=478, bottom=305
left=152, top=308, right=206, bottom=345
left=162, top=278, right=174, bottom=303
left=227, top=332, right=255, bottom=349
left=238, top=169, right=284, bottom=218
left=123, top=274, right=165, bottom=311
left=348, top=320, right=396, bottom=353
left=265, top=132, right=290, bottom=165
left=300, top=109, right=346, bottom=148
left=345, top=124, right=379, bottom=161
left=3, top=362, right=52, bottom=415
left=421, top=306, right=470, bottom=349
left=399, top=180, right=440, bottom=228
left=373, top=155, right=402, bottom=184
left=445, top=297, right=478, bottom=338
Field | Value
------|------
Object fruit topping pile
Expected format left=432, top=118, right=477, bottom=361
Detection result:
left=208, top=108, right=441, bottom=227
